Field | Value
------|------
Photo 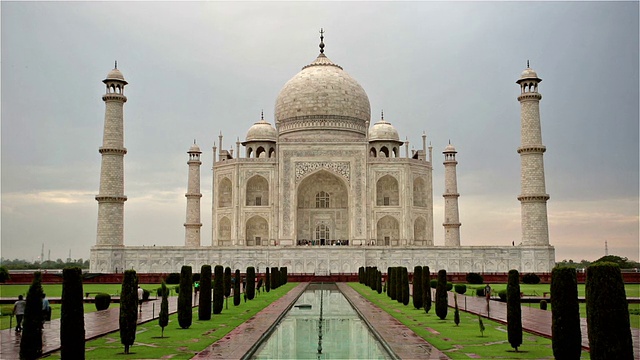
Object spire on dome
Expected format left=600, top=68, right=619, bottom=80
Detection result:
left=319, top=28, right=325, bottom=54
left=115, top=60, right=117, bottom=69
left=527, top=60, right=530, bottom=68
left=261, top=110, right=264, bottom=121
left=381, top=109, right=384, bottom=120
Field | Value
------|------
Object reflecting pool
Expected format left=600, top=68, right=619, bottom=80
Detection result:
left=252, top=283, right=391, bottom=359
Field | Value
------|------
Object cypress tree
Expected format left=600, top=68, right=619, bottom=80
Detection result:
left=413, top=266, right=423, bottom=310
left=550, top=266, right=581, bottom=360
left=119, top=270, right=138, bottom=354
left=435, top=269, right=448, bottom=320
left=401, top=267, right=410, bottom=306
left=213, top=265, right=224, bottom=314
left=61, top=267, right=85, bottom=359
left=159, top=281, right=169, bottom=338
left=246, top=266, right=256, bottom=300
left=281, top=267, right=287, bottom=285
left=224, top=267, right=232, bottom=309
left=359, top=267, right=364, bottom=283
left=507, top=269, right=522, bottom=351
left=376, top=270, right=382, bottom=294
left=396, top=267, right=403, bottom=303
left=271, top=267, right=278, bottom=289
left=389, top=267, right=396, bottom=300
left=423, top=266, right=432, bottom=314
left=586, top=262, right=634, bottom=360
left=178, top=265, right=193, bottom=328
left=454, top=293, right=460, bottom=326
left=265, top=267, right=271, bottom=292
left=20, top=272, right=43, bottom=359
left=233, top=269, right=241, bottom=306
left=386, top=267, right=391, bottom=296
left=198, top=265, right=212, bottom=320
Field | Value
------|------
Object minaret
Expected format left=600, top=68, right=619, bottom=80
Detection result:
left=96, top=63, right=128, bottom=247
left=517, top=62, right=550, bottom=246
left=443, top=142, right=461, bottom=246
left=185, top=141, right=203, bottom=246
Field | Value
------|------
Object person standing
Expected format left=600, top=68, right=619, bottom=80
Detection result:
left=13, top=295, right=26, bottom=332
left=41, top=293, right=51, bottom=326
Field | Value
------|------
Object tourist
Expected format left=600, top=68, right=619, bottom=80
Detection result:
left=41, top=293, right=51, bottom=326
left=13, top=295, right=26, bottom=332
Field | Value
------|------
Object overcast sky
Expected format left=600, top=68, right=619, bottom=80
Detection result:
left=2, top=1, right=638, bottom=263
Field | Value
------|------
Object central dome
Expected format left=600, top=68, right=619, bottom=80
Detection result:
left=274, top=51, right=371, bottom=141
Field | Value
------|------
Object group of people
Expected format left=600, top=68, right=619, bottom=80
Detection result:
left=13, top=293, right=51, bottom=332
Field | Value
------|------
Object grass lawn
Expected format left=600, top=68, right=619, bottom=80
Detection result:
left=350, top=283, right=591, bottom=359
left=45, top=282, right=298, bottom=360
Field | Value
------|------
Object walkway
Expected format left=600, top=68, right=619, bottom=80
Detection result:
left=0, top=297, right=178, bottom=360
left=446, top=291, right=640, bottom=359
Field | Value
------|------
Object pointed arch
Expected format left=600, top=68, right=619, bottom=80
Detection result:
left=414, top=216, right=427, bottom=244
left=218, top=177, right=232, bottom=208
left=377, top=215, right=399, bottom=246
left=413, top=177, right=427, bottom=207
left=246, top=215, right=268, bottom=246
left=246, top=175, right=269, bottom=206
left=376, top=175, right=399, bottom=206
left=218, top=216, right=231, bottom=245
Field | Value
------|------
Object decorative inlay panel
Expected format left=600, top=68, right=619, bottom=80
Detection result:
left=295, top=162, right=350, bottom=184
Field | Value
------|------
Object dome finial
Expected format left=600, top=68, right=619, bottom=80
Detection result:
left=319, top=28, right=325, bottom=54
left=261, top=109, right=264, bottom=121
left=115, top=60, right=117, bottom=69
left=527, top=60, right=530, bottom=68
left=381, top=109, right=384, bottom=120
left=193, top=139, right=196, bottom=144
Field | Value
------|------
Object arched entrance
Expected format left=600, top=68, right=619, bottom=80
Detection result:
left=296, top=170, right=348, bottom=245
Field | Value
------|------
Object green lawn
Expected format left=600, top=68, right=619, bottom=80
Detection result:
left=45, top=282, right=298, bottom=359
left=351, top=283, right=590, bottom=359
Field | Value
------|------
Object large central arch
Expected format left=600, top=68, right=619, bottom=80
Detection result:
left=296, top=170, right=349, bottom=245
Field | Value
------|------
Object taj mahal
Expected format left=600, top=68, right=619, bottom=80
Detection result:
left=90, top=33, right=555, bottom=274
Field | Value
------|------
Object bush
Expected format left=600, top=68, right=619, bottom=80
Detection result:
left=0, top=266, right=10, bottom=283
left=159, top=282, right=169, bottom=338
left=476, top=288, right=485, bottom=297
left=192, top=273, right=201, bottom=282
left=233, top=269, right=241, bottom=306
left=446, top=282, right=453, bottom=291
left=94, top=293, right=111, bottom=311
left=413, top=266, right=423, bottom=309
left=61, top=267, right=85, bottom=360
left=142, top=289, right=150, bottom=301
left=20, top=272, right=43, bottom=359
left=586, top=262, right=633, bottom=359
left=265, top=268, right=271, bottom=292
left=430, top=279, right=437, bottom=289
left=213, top=265, right=224, bottom=314
left=507, top=269, right=522, bottom=351
left=522, top=273, right=540, bottom=284
left=466, top=272, right=483, bottom=284
left=246, top=267, right=256, bottom=300
left=498, top=289, right=507, bottom=301
left=539, top=300, right=547, bottom=310
left=395, top=267, right=403, bottom=304
left=199, top=265, right=212, bottom=320
left=165, top=273, right=180, bottom=284
left=435, top=269, right=448, bottom=320
left=454, top=284, right=467, bottom=294
left=177, top=266, right=193, bottom=329
left=224, top=267, right=232, bottom=308
left=422, top=266, right=431, bottom=314
left=389, top=267, right=396, bottom=300
left=401, top=267, right=410, bottom=306
left=119, top=270, right=138, bottom=354
left=551, top=266, right=580, bottom=359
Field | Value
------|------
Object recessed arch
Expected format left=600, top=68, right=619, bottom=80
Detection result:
left=376, top=175, right=399, bottom=206
left=377, top=215, right=399, bottom=246
left=414, top=216, right=427, bottom=244
left=246, top=215, right=268, bottom=246
left=413, top=177, right=427, bottom=207
left=218, top=216, right=231, bottom=245
left=246, top=175, right=269, bottom=206
left=218, top=177, right=232, bottom=208
left=380, top=146, right=390, bottom=158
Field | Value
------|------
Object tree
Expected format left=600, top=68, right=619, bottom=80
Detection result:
left=159, top=281, right=169, bottom=338
left=478, top=316, right=485, bottom=337
left=20, top=272, right=43, bottom=359
left=233, top=269, right=241, bottom=306
left=386, top=267, right=391, bottom=296
left=213, top=265, right=224, bottom=314
left=265, top=267, right=271, bottom=292
left=224, top=267, right=232, bottom=310
left=401, top=267, right=410, bottom=306
left=376, top=270, right=382, bottom=294
left=178, top=266, right=193, bottom=329
left=0, top=265, right=10, bottom=282
left=435, top=269, right=448, bottom=320
left=246, top=267, right=256, bottom=300
left=507, top=269, right=522, bottom=352
left=358, top=267, right=364, bottom=283
left=413, top=266, right=423, bottom=310
left=423, top=266, right=431, bottom=314
left=592, top=255, right=640, bottom=269
left=271, top=267, right=278, bottom=289
left=61, top=267, right=85, bottom=359
left=396, top=267, right=403, bottom=304
left=586, top=262, right=633, bottom=360
left=550, top=266, right=581, bottom=359
left=454, top=293, right=460, bottom=326
left=119, top=270, right=138, bottom=354
left=198, top=265, right=212, bottom=320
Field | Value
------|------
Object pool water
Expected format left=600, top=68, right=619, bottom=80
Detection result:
left=252, top=284, right=391, bottom=359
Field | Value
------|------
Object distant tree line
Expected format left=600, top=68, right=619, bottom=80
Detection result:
left=556, top=255, right=639, bottom=270
left=0, top=258, right=90, bottom=270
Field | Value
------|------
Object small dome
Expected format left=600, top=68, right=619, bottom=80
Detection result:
left=246, top=118, right=277, bottom=142
left=444, top=143, right=457, bottom=153
left=368, top=118, right=400, bottom=142
left=189, top=143, right=201, bottom=153
left=520, top=68, right=538, bottom=79
left=105, top=68, right=127, bottom=83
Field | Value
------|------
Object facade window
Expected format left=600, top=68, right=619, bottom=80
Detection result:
left=385, top=236, right=390, bottom=246
left=255, top=237, right=261, bottom=246
left=316, top=224, right=330, bottom=243
left=383, top=197, right=390, bottom=206
left=315, top=191, right=330, bottom=208
left=256, top=196, right=262, bottom=206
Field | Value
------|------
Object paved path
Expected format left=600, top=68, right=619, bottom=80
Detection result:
left=0, top=297, right=178, bottom=360
left=447, top=291, right=640, bottom=359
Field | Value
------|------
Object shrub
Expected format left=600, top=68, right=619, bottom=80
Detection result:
left=94, top=293, right=111, bottom=311
left=389, top=267, right=396, bottom=300
left=224, top=267, right=232, bottom=309
left=386, top=267, right=391, bottom=297
left=539, top=299, right=547, bottom=310
left=396, top=267, right=403, bottom=304
left=159, top=281, right=169, bottom=338
left=359, top=267, right=364, bottom=283
left=430, top=279, right=437, bottom=289
left=192, top=273, right=201, bottom=282
left=507, top=269, right=522, bottom=352
left=454, top=284, right=467, bottom=294
left=401, top=267, right=410, bottom=306
left=213, top=265, right=224, bottom=314
left=376, top=270, right=382, bottom=294
left=476, top=287, right=486, bottom=297
left=142, top=289, right=150, bottom=301
left=265, top=268, right=271, bottom=292
left=246, top=267, right=256, bottom=300
left=61, top=267, right=85, bottom=360
left=199, top=265, right=212, bottom=320
left=20, top=272, right=43, bottom=359
left=413, top=266, right=423, bottom=309
left=435, top=269, right=448, bottom=320
left=422, top=266, right=431, bottom=314
left=586, top=262, right=633, bottom=359
left=466, top=272, right=483, bottom=284
left=454, top=293, right=460, bottom=326
left=446, top=282, right=453, bottom=291
left=498, top=289, right=507, bottom=301
left=177, top=266, right=193, bottom=329
left=0, top=266, right=10, bottom=283
left=119, top=270, right=138, bottom=354
left=165, top=272, right=180, bottom=284
left=522, top=273, right=540, bottom=284
left=233, top=269, right=241, bottom=306
left=271, top=267, right=278, bottom=290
